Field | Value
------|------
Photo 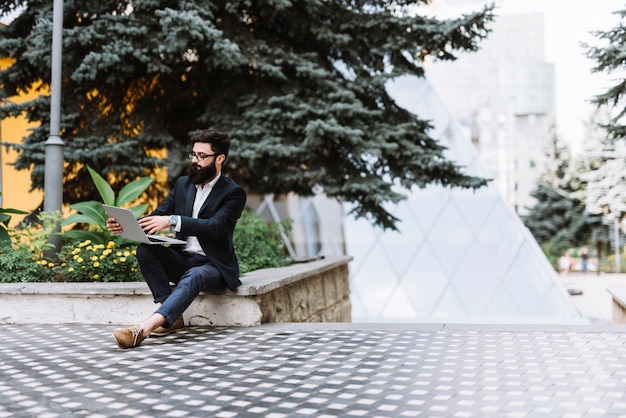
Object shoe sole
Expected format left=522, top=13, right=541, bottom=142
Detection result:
left=112, top=332, right=132, bottom=349
left=151, top=326, right=184, bottom=337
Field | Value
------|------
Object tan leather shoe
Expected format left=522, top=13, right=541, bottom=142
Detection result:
left=112, top=324, right=146, bottom=349
left=151, top=316, right=184, bottom=337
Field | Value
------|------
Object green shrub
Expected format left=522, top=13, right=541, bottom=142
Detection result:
left=0, top=211, right=57, bottom=283
left=0, top=207, right=28, bottom=247
left=0, top=207, right=292, bottom=282
left=234, top=209, right=292, bottom=274
left=53, top=239, right=144, bottom=282
left=0, top=247, right=50, bottom=283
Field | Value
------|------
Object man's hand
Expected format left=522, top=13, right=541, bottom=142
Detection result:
left=138, top=216, right=171, bottom=235
left=106, top=217, right=122, bottom=234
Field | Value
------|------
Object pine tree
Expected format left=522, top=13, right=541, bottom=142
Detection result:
left=578, top=105, right=626, bottom=271
left=585, top=7, right=626, bottom=141
left=523, top=127, right=590, bottom=260
left=0, top=0, right=494, bottom=230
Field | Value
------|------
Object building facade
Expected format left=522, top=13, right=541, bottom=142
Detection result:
left=0, top=57, right=43, bottom=222
left=425, top=11, right=556, bottom=215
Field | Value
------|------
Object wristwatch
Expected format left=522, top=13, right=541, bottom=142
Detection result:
left=169, top=215, right=178, bottom=228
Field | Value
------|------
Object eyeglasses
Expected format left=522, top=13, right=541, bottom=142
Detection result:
left=188, top=152, right=217, bottom=161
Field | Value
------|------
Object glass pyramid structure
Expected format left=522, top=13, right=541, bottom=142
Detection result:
left=343, top=75, right=586, bottom=324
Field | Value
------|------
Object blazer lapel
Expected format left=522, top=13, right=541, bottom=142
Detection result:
left=199, top=176, right=227, bottom=215
left=184, top=182, right=196, bottom=217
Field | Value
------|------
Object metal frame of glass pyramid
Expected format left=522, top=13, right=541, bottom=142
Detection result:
left=344, top=75, right=586, bottom=324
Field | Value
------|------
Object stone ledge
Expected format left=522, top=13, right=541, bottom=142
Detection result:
left=608, top=286, right=626, bottom=324
left=0, top=255, right=352, bottom=327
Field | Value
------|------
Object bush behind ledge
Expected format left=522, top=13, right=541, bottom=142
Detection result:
left=0, top=209, right=292, bottom=283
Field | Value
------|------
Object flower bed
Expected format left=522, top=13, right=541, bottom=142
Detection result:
left=0, top=256, right=352, bottom=326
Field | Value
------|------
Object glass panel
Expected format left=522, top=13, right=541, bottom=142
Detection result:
left=450, top=187, right=499, bottom=235
left=475, top=199, right=525, bottom=278
left=401, top=244, right=450, bottom=317
left=450, top=242, right=503, bottom=315
left=430, top=286, right=469, bottom=320
left=380, top=284, right=420, bottom=321
left=378, top=202, right=425, bottom=277
left=349, top=241, right=398, bottom=318
left=427, top=202, right=476, bottom=278
left=483, top=289, right=522, bottom=319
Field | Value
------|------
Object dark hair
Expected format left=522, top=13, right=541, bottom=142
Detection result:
left=189, top=129, right=230, bottom=157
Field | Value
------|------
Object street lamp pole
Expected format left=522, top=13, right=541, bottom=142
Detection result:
left=43, top=0, right=65, bottom=258
left=615, top=216, right=621, bottom=274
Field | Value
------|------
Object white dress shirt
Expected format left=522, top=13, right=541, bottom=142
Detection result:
left=172, top=173, right=221, bottom=256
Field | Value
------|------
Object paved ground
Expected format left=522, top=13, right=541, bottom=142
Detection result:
left=2, top=321, right=626, bottom=418
left=558, top=272, right=626, bottom=324
left=2, top=275, right=626, bottom=418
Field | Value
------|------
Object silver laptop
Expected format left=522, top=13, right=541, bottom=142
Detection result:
left=103, top=205, right=187, bottom=245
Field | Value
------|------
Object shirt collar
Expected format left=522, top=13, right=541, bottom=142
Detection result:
left=196, top=173, right=221, bottom=191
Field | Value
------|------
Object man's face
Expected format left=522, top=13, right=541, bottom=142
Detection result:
left=188, top=143, right=221, bottom=185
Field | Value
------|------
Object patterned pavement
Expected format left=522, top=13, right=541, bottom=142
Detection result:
left=2, top=322, right=626, bottom=418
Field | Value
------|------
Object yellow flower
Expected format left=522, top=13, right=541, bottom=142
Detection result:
left=72, top=248, right=81, bottom=255
left=93, top=261, right=100, bottom=267
left=123, top=251, right=131, bottom=257
left=93, top=274, right=99, bottom=279
left=116, top=252, right=123, bottom=257
left=102, top=249, right=112, bottom=256
left=79, top=240, right=91, bottom=248
left=77, top=257, right=83, bottom=263
left=120, top=257, right=126, bottom=262
left=47, top=262, right=54, bottom=268
left=107, top=241, right=115, bottom=249
left=68, top=267, right=74, bottom=272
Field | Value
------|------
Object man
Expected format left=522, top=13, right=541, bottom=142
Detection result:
left=106, top=129, right=247, bottom=349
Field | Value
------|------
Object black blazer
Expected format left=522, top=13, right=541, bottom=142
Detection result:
left=151, top=175, right=247, bottom=291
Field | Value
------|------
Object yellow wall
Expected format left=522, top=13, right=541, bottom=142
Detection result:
left=0, top=57, right=43, bottom=226
left=1, top=58, right=171, bottom=228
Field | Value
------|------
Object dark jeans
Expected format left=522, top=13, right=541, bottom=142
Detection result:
left=135, top=244, right=226, bottom=327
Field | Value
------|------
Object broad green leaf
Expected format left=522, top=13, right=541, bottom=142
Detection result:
left=65, top=201, right=107, bottom=225
left=128, top=203, right=149, bottom=218
left=0, top=208, right=28, bottom=227
left=62, top=230, right=107, bottom=245
left=0, top=227, right=10, bottom=246
left=87, top=165, right=115, bottom=205
left=0, top=208, right=28, bottom=215
left=115, top=177, right=153, bottom=206
left=62, top=213, right=104, bottom=227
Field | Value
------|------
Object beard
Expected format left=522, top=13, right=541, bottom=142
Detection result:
left=188, top=160, right=217, bottom=185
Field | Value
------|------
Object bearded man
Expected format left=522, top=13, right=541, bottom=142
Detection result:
left=106, top=129, right=247, bottom=349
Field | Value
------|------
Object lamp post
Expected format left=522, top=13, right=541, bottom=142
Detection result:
left=43, top=0, right=65, bottom=259
left=614, top=215, right=622, bottom=274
